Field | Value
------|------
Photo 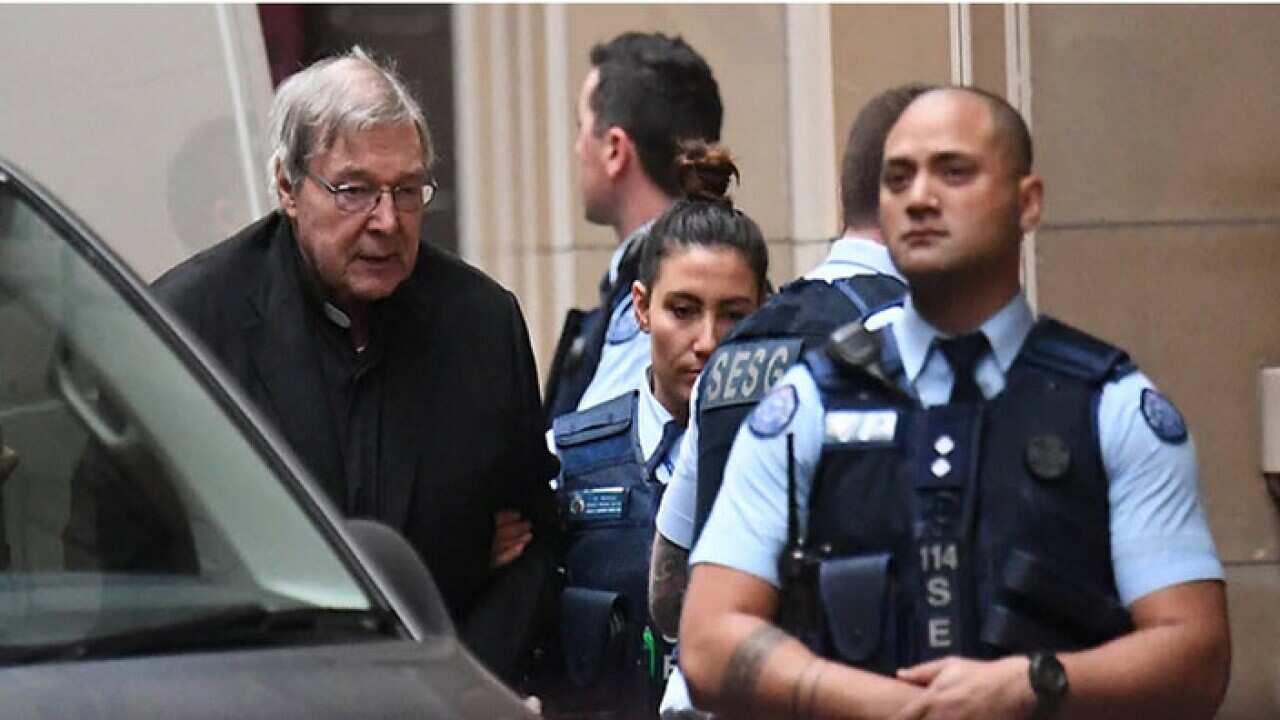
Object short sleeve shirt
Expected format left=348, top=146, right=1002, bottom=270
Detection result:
left=577, top=224, right=654, bottom=412
left=691, top=293, right=1223, bottom=606
left=654, top=234, right=901, bottom=549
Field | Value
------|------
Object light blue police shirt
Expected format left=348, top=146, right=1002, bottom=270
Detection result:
left=577, top=223, right=655, bottom=411
left=655, top=235, right=902, bottom=550
left=691, top=292, right=1224, bottom=607
left=634, top=370, right=685, bottom=486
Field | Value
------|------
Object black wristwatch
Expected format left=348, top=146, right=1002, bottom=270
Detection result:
left=1026, top=651, right=1068, bottom=718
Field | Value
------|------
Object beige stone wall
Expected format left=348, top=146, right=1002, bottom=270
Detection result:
left=1027, top=6, right=1280, bottom=716
left=453, top=5, right=563, bottom=371
left=827, top=4, right=952, bottom=271
left=830, top=4, right=952, bottom=144
left=455, top=5, right=1280, bottom=714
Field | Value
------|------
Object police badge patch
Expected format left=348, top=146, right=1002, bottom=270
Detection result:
left=607, top=299, right=641, bottom=344
left=747, top=384, right=798, bottom=438
left=1140, top=388, right=1188, bottom=444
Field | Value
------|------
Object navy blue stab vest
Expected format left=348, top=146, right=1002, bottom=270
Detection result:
left=793, top=317, right=1136, bottom=673
left=543, top=242, right=643, bottom=425
left=692, top=273, right=906, bottom=544
left=552, top=391, right=671, bottom=715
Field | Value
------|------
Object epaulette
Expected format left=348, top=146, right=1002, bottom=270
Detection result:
left=1019, top=317, right=1136, bottom=384
left=832, top=273, right=907, bottom=316
left=552, top=391, right=637, bottom=447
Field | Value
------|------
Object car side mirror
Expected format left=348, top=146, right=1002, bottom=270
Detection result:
left=344, top=518, right=455, bottom=640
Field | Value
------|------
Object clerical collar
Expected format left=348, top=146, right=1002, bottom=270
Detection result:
left=290, top=237, right=359, bottom=331
left=323, top=302, right=351, bottom=329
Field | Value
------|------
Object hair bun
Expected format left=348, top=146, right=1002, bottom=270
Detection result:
left=674, top=140, right=739, bottom=207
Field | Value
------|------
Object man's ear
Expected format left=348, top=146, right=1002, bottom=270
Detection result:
left=276, top=162, right=300, bottom=219
left=631, top=280, right=651, bottom=333
left=603, top=127, right=632, bottom=180
left=1017, top=173, right=1044, bottom=234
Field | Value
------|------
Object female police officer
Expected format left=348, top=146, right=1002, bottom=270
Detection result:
left=548, top=141, right=769, bottom=719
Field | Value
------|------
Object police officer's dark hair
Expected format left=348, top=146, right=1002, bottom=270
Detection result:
left=638, top=141, right=769, bottom=299
left=924, top=86, right=1034, bottom=177
left=840, top=83, right=937, bottom=230
left=588, top=32, right=723, bottom=196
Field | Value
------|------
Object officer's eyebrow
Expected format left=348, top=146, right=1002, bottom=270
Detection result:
left=664, top=291, right=705, bottom=306
left=665, top=288, right=706, bottom=299
left=927, top=150, right=979, bottom=166
left=717, top=296, right=757, bottom=311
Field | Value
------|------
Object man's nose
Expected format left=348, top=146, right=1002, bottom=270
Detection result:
left=905, top=174, right=940, bottom=217
left=366, top=190, right=401, bottom=231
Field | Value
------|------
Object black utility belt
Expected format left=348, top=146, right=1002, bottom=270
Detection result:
left=811, top=548, right=1133, bottom=672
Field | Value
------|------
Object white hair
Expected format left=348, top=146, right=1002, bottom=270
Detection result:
left=266, top=46, right=432, bottom=201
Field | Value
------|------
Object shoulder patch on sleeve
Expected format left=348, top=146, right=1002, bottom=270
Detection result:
left=606, top=298, right=641, bottom=344
left=1140, top=388, right=1187, bottom=444
left=747, top=384, right=798, bottom=438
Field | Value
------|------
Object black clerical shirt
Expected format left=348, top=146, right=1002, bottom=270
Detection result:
left=312, top=301, right=384, bottom=516
left=296, top=253, right=386, bottom=518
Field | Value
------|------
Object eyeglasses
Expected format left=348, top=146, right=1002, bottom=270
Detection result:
left=307, top=172, right=438, bottom=214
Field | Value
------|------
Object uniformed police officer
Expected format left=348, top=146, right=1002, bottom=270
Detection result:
left=548, top=143, right=769, bottom=719
left=648, top=84, right=932, bottom=718
left=543, top=32, right=724, bottom=426
left=679, top=87, right=1230, bottom=720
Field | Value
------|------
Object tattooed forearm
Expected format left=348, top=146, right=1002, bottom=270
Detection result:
left=791, top=657, right=827, bottom=720
left=720, top=625, right=788, bottom=702
left=649, top=532, right=691, bottom=637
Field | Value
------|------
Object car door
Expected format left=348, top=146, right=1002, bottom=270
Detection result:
left=0, top=157, right=533, bottom=718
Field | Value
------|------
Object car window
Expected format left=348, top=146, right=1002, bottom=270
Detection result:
left=0, top=174, right=374, bottom=648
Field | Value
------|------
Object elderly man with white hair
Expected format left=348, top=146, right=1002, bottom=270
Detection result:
left=151, top=46, right=559, bottom=684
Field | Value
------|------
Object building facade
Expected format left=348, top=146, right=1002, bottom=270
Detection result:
left=2, top=5, right=1276, bottom=715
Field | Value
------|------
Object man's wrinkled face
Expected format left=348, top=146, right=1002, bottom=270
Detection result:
left=280, top=121, right=426, bottom=308
left=879, top=91, right=1037, bottom=287
left=575, top=68, right=612, bottom=226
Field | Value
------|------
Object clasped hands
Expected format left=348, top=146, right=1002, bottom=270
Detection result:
left=888, top=655, right=1038, bottom=720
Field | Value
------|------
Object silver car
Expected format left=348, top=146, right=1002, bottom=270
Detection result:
left=0, top=157, right=534, bottom=719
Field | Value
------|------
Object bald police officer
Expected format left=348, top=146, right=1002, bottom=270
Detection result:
left=648, top=85, right=932, bottom=717
left=679, top=87, right=1230, bottom=720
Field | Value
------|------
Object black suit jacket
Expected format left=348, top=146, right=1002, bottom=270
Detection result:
left=152, top=212, right=558, bottom=680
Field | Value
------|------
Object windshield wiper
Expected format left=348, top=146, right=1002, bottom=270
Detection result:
left=0, top=604, right=398, bottom=665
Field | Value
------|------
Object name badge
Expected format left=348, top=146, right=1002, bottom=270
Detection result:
left=701, top=338, right=803, bottom=411
left=566, top=486, right=628, bottom=521
left=824, top=410, right=898, bottom=446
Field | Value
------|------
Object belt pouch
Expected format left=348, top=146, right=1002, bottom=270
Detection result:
left=561, top=586, right=625, bottom=687
left=818, top=552, right=895, bottom=673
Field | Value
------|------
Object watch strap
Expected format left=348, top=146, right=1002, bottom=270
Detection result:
left=1027, top=651, right=1068, bottom=719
